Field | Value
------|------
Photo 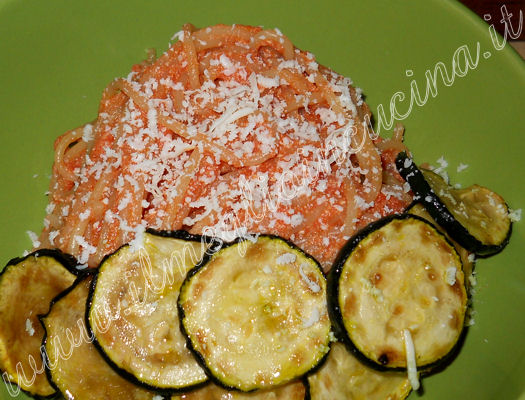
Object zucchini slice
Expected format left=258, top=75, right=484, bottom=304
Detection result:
left=396, top=152, right=512, bottom=256
left=178, top=235, right=331, bottom=392
left=307, top=342, right=411, bottom=400
left=87, top=230, right=210, bottom=391
left=171, top=380, right=306, bottom=399
left=406, top=202, right=475, bottom=287
left=328, top=215, right=467, bottom=370
left=0, top=250, right=77, bottom=398
left=41, top=275, right=161, bottom=399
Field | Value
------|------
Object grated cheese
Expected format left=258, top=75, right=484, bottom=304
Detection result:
left=445, top=267, right=457, bottom=286
left=26, top=231, right=40, bottom=249
left=128, top=224, right=146, bottom=253
left=276, top=252, right=296, bottom=265
left=508, top=208, right=522, bottom=222
left=299, top=264, right=321, bottom=293
left=457, top=162, right=469, bottom=172
left=25, top=318, right=35, bottom=336
left=403, top=329, right=420, bottom=391
left=302, top=307, right=320, bottom=328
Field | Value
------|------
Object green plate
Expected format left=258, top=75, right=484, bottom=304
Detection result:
left=0, top=0, right=523, bottom=399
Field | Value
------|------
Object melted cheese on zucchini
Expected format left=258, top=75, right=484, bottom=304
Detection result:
left=43, top=277, right=159, bottom=399
left=407, top=203, right=475, bottom=287
left=337, top=216, right=467, bottom=368
left=88, top=232, right=209, bottom=390
left=179, top=235, right=330, bottom=392
left=308, top=342, right=411, bottom=400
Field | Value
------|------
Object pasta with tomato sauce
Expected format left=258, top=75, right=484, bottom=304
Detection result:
left=39, top=23, right=412, bottom=269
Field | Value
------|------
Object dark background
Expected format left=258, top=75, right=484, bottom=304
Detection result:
left=460, top=0, right=525, bottom=56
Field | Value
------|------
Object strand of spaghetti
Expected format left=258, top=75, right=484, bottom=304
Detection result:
left=345, top=81, right=383, bottom=203
left=393, top=123, right=405, bottom=142
left=63, top=141, right=88, bottom=167
left=375, top=138, right=408, bottom=153
left=62, top=100, right=129, bottom=263
left=192, top=25, right=257, bottom=52
left=341, top=176, right=358, bottom=238
left=290, top=194, right=325, bottom=233
left=313, top=72, right=345, bottom=114
left=117, top=178, right=146, bottom=246
left=118, top=139, right=147, bottom=245
left=353, top=121, right=382, bottom=202
left=117, top=152, right=147, bottom=248
left=164, top=149, right=201, bottom=230
left=285, top=92, right=324, bottom=113
left=186, top=169, right=249, bottom=234
left=182, top=25, right=201, bottom=90
left=54, top=128, right=84, bottom=182
left=95, top=188, right=120, bottom=262
left=63, top=168, right=116, bottom=256
left=270, top=67, right=323, bottom=112
left=278, top=68, right=311, bottom=94
left=251, top=28, right=294, bottom=60
left=163, top=120, right=244, bottom=166
left=198, top=45, right=252, bottom=80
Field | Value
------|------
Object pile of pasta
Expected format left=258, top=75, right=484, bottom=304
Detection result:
left=40, top=23, right=411, bottom=270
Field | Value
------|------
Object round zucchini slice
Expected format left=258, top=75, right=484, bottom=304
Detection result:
left=396, top=152, right=512, bottom=256
left=328, top=215, right=467, bottom=370
left=41, top=275, right=161, bottom=399
left=171, top=380, right=306, bottom=399
left=406, top=202, right=475, bottom=288
left=178, top=235, right=331, bottom=392
left=307, top=342, right=411, bottom=400
left=87, top=230, right=210, bottom=391
left=0, top=250, right=77, bottom=398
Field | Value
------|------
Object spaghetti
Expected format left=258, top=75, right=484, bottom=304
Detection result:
left=39, top=24, right=411, bottom=269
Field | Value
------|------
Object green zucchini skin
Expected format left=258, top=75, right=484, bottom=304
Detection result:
left=327, top=214, right=467, bottom=373
left=145, top=228, right=221, bottom=250
left=176, top=239, right=231, bottom=391
left=4, top=248, right=81, bottom=276
left=328, top=215, right=401, bottom=372
left=302, top=377, right=310, bottom=400
left=86, top=271, right=180, bottom=397
left=395, top=152, right=512, bottom=256
left=41, top=272, right=166, bottom=400
left=85, top=229, right=212, bottom=395
left=178, top=234, right=331, bottom=393
left=40, top=273, right=94, bottom=398
left=0, top=250, right=79, bottom=399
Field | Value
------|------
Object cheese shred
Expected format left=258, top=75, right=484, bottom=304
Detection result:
left=403, top=329, right=420, bottom=391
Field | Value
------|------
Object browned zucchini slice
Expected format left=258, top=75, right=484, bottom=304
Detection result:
left=0, top=250, right=77, bottom=398
left=41, top=275, right=161, bottom=399
left=328, top=215, right=467, bottom=370
left=406, top=202, right=475, bottom=287
left=396, top=152, right=512, bottom=256
left=171, top=380, right=306, bottom=399
left=307, top=342, right=411, bottom=400
left=178, top=235, right=331, bottom=392
left=87, top=230, right=209, bottom=391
